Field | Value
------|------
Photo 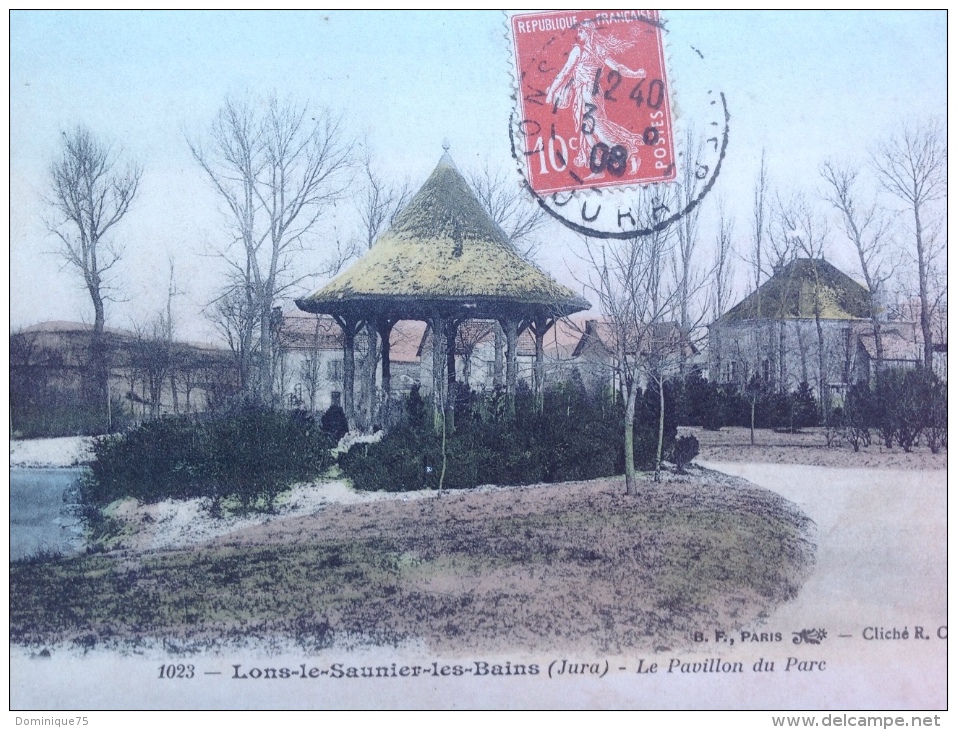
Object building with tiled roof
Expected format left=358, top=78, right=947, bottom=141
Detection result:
left=708, top=258, right=922, bottom=400
left=11, top=321, right=236, bottom=432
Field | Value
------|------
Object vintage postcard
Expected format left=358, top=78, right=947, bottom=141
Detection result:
left=8, top=10, right=947, bottom=714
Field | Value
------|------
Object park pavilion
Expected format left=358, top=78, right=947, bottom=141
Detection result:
left=295, top=149, right=590, bottom=428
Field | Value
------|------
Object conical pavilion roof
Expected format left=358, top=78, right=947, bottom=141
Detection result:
left=296, top=152, right=589, bottom=320
left=718, top=258, right=870, bottom=323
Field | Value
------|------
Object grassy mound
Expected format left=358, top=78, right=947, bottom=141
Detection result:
left=10, top=470, right=815, bottom=654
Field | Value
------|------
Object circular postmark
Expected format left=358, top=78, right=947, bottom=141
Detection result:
left=508, top=10, right=730, bottom=239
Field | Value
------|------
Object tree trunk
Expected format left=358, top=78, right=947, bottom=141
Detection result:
left=445, top=320, right=458, bottom=386
left=654, top=377, right=666, bottom=483
left=810, top=263, right=828, bottom=424
left=778, top=321, right=787, bottom=389
left=533, top=328, right=545, bottom=412
left=493, top=322, right=505, bottom=388
left=259, top=304, right=273, bottom=403
left=88, top=290, right=109, bottom=428
left=170, top=371, right=179, bottom=414
left=871, top=316, right=884, bottom=379
left=750, top=397, right=756, bottom=446
left=915, top=210, right=934, bottom=372
left=623, top=383, right=637, bottom=496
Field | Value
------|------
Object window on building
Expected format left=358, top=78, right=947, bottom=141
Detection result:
left=331, top=391, right=341, bottom=407
left=726, top=360, right=737, bottom=383
left=328, top=359, right=343, bottom=381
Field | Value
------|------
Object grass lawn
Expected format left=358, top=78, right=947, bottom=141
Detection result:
left=10, top=469, right=815, bottom=655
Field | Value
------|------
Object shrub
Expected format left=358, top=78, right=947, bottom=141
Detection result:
left=864, top=369, right=947, bottom=452
left=320, top=404, right=349, bottom=442
left=680, top=373, right=725, bottom=431
left=82, top=404, right=334, bottom=511
left=633, top=381, right=678, bottom=469
left=892, top=370, right=932, bottom=452
left=873, top=374, right=898, bottom=449
left=841, top=383, right=874, bottom=452
left=11, top=395, right=133, bottom=439
left=338, top=421, right=437, bottom=492
left=672, top=435, right=699, bottom=473
left=924, top=375, right=947, bottom=454
left=789, top=381, right=819, bottom=430
left=340, top=385, right=626, bottom=492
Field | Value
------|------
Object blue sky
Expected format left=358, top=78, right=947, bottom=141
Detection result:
left=10, top=10, right=946, bottom=342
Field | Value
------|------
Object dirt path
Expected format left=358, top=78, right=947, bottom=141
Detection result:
left=697, top=461, right=946, bottom=708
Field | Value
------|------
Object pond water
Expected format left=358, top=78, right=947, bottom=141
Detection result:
left=10, top=467, right=86, bottom=561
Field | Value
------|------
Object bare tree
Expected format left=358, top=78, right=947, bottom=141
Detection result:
left=578, top=189, right=679, bottom=493
left=709, top=201, right=735, bottom=381
left=156, top=257, right=186, bottom=413
left=776, top=193, right=831, bottom=421
left=872, top=120, right=946, bottom=372
left=207, top=277, right=258, bottom=393
left=672, top=129, right=706, bottom=373
left=352, top=158, right=412, bottom=429
left=189, top=94, right=353, bottom=402
left=128, top=318, right=174, bottom=418
left=469, top=161, right=550, bottom=384
left=821, top=161, right=896, bottom=369
left=711, top=202, right=736, bottom=324
left=747, top=150, right=770, bottom=314
left=47, top=125, right=142, bottom=415
left=298, top=329, right=324, bottom=413
left=357, top=156, right=412, bottom=250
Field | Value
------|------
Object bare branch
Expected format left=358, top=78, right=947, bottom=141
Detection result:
left=871, top=119, right=946, bottom=371
left=710, top=200, right=735, bottom=324
left=357, top=155, right=412, bottom=250
left=46, top=125, right=142, bottom=336
left=468, top=161, right=548, bottom=260
left=190, top=93, right=356, bottom=400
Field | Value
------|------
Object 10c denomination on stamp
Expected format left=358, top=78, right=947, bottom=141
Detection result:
left=510, top=10, right=676, bottom=195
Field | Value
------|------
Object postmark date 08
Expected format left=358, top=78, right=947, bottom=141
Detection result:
left=158, top=663, right=195, bottom=679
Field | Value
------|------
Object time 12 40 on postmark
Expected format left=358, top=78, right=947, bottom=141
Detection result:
left=510, top=10, right=676, bottom=195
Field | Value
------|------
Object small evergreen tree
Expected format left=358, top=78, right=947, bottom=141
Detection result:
left=842, top=382, right=874, bottom=452
left=320, top=403, right=349, bottom=442
left=790, top=381, right=819, bottom=431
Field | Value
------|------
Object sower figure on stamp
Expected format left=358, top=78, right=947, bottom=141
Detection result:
left=545, top=20, right=646, bottom=174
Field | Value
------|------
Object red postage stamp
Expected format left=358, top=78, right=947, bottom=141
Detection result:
left=510, top=10, right=676, bottom=195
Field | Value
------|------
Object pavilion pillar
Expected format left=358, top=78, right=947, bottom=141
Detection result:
left=361, top=322, right=379, bottom=432
left=528, top=316, right=556, bottom=412
left=499, top=316, right=523, bottom=416
left=429, top=314, right=448, bottom=433
left=376, top=318, right=397, bottom=426
left=333, top=315, right=364, bottom=431
left=445, top=320, right=457, bottom=386
left=444, top=319, right=460, bottom=431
